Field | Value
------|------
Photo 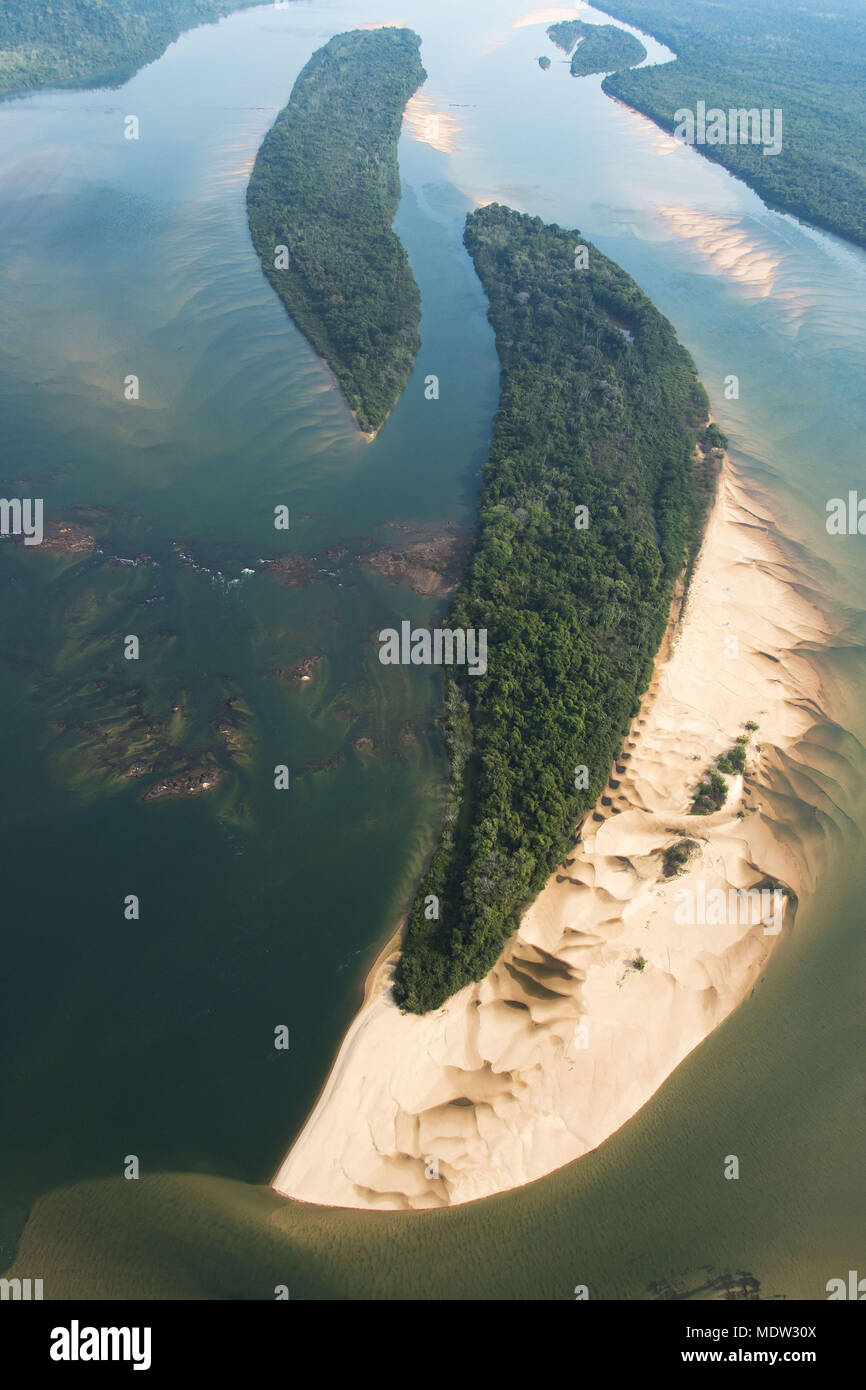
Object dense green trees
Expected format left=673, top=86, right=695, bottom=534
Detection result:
left=0, top=0, right=262, bottom=95
left=247, top=29, right=425, bottom=437
left=547, top=20, right=583, bottom=53
left=393, top=204, right=715, bottom=1014
left=570, top=27, right=645, bottom=77
left=600, top=0, right=866, bottom=250
left=546, top=20, right=645, bottom=76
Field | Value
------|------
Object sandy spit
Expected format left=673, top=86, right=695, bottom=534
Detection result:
left=273, top=462, right=836, bottom=1210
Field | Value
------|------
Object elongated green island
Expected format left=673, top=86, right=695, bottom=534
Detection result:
left=247, top=28, right=425, bottom=437
left=393, top=204, right=718, bottom=1014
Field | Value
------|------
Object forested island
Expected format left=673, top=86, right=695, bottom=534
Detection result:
left=547, top=20, right=646, bottom=76
left=0, top=0, right=263, bottom=96
left=393, top=204, right=717, bottom=1014
left=600, top=0, right=866, bottom=251
left=247, top=28, right=425, bottom=438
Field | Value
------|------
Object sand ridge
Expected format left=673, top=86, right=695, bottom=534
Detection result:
left=273, top=463, right=836, bottom=1210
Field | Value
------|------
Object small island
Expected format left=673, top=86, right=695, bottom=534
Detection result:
left=247, top=28, right=426, bottom=438
left=547, top=19, right=646, bottom=76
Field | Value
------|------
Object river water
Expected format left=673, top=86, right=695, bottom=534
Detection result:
left=2, top=0, right=865, bottom=1298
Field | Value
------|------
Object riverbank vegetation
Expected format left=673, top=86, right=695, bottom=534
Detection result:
left=0, top=0, right=262, bottom=96
left=600, top=0, right=866, bottom=250
left=393, top=203, right=716, bottom=1013
left=247, top=28, right=425, bottom=437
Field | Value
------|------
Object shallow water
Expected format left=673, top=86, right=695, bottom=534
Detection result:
left=2, top=0, right=865, bottom=1297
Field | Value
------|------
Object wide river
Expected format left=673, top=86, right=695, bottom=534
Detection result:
left=2, top=0, right=865, bottom=1298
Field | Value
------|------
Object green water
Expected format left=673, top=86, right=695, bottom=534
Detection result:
left=2, top=1, right=865, bottom=1298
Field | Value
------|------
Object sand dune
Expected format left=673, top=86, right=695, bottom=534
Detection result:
left=273, top=463, right=836, bottom=1210
left=657, top=206, right=780, bottom=297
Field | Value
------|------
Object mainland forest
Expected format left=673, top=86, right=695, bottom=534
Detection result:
left=393, top=204, right=719, bottom=1014
left=601, top=0, right=866, bottom=250
left=0, top=0, right=263, bottom=95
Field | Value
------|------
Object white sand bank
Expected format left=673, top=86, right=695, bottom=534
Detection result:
left=274, top=464, right=834, bottom=1209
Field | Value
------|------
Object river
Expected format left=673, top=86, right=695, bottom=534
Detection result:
left=1, top=0, right=864, bottom=1298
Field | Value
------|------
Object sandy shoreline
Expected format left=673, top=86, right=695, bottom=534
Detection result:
left=273, top=459, right=835, bottom=1210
